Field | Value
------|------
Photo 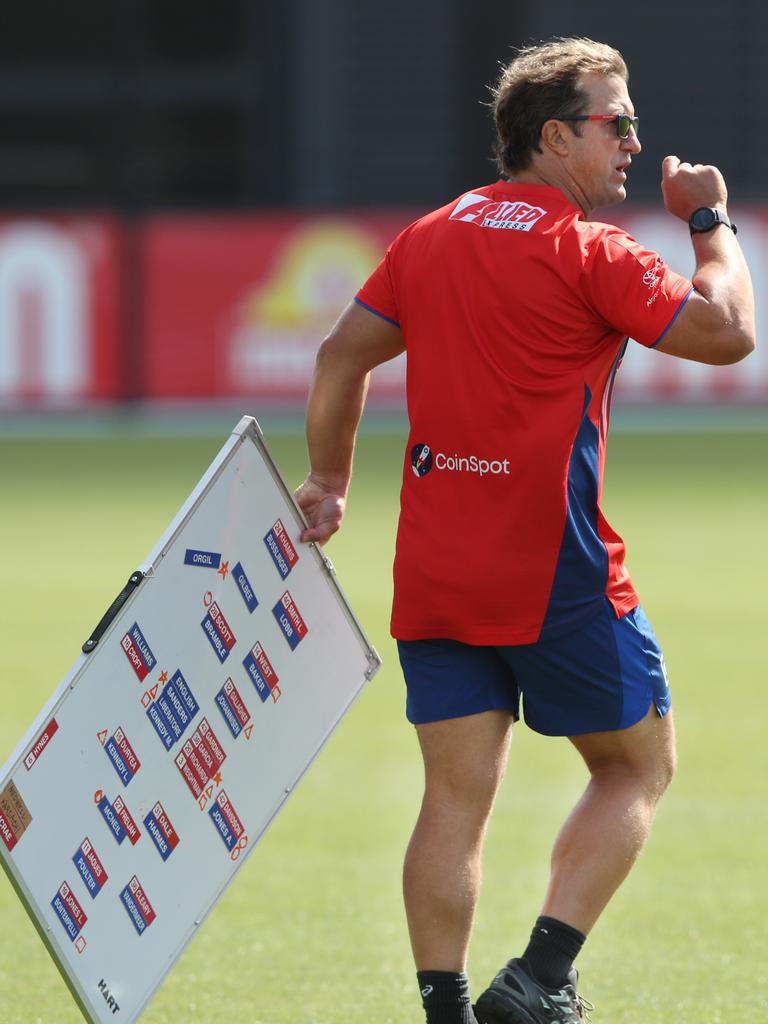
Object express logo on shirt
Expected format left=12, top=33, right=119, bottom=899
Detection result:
left=411, top=444, right=433, bottom=477
left=449, top=192, right=547, bottom=232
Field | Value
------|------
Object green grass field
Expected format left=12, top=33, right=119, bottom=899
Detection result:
left=1, top=422, right=766, bottom=1023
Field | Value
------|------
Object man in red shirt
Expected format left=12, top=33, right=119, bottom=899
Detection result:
left=295, top=38, right=754, bottom=1024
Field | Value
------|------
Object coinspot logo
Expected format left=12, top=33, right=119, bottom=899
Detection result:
left=411, top=443, right=433, bottom=477
left=411, top=441, right=511, bottom=480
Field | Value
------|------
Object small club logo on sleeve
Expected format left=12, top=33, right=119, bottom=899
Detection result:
left=642, top=256, right=664, bottom=307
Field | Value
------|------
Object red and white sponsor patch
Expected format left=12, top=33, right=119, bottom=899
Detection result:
left=449, top=193, right=547, bottom=232
left=24, top=718, right=59, bottom=770
left=112, top=795, right=141, bottom=846
left=279, top=592, right=308, bottom=641
left=58, top=882, right=88, bottom=930
left=128, top=875, right=156, bottom=926
left=641, top=256, right=665, bottom=307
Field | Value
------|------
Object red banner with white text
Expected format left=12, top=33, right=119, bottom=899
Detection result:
left=0, top=216, right=124, bottom=407
left=141, top=212, right=411, bottom=404
left=141, top=207, right=768, bottom=407
left=0, top=208, right=766, bottom=409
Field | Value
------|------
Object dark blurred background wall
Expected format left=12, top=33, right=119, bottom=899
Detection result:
left=0, top=1, right=764, bottom=412
left=0, top=0, right=761, bottom=211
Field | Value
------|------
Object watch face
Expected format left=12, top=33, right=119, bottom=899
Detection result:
left=691, top=208, right=717, bottom=231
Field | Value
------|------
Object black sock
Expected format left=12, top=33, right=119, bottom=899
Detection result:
left=416, top=970, right=476, bottom=1024
left=522, top=915, right=586, bottom=990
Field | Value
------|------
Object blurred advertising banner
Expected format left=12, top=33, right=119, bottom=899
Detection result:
left=142, top=213, right=409, bottom=403
left=1, top=209, right=766, bottom=409
left=142, top=208, right=768, bottom=407
left=0, top=218, right=124, bottom=407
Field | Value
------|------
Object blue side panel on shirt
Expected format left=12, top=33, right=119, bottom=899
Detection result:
left=539, top=385, right=608, bottom=641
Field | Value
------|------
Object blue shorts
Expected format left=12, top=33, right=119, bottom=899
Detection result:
left=397, top=600, right=671, bottom=736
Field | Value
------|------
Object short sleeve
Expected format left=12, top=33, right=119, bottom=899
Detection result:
left=355, top=248, right=400, bottom=327
left=580, top=228, right=693, bottom=348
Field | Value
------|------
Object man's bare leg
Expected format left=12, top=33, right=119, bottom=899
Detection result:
left=542, top=703, right=677, bottom=934
left=403, top=709, right=514, bottom=971
left=474, top=704, right=677, bottom=1023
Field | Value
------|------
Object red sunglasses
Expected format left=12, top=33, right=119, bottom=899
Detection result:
left=559, top=114, right=639, bottom=139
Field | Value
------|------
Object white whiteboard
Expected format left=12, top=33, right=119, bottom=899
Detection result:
left=0, top=416, right=380, bottom=1023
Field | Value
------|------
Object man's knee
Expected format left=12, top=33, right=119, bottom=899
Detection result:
left=576, top=706, right=677, bottom=803
left=417, top=711, right=512, bottom=816
left=657, top=735, right=677, bottom=795
left=423, top=756, right=506, bottom=819
left=639, top=709, right=677, bottom=799
left=638, top=738, right=676, bottom=803
left=588, top=752, right=674, bottom=809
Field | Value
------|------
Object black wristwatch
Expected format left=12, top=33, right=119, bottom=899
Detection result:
left=688, top=207, right=737, bottom=236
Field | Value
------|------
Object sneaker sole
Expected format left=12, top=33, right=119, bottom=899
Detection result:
left=475, top=994, right=539, bottom=1024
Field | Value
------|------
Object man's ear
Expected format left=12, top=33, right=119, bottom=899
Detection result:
left=540, top=119, right=571, bottom=157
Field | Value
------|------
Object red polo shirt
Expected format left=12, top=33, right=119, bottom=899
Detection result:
left=356, top=181, right=693, bottom=644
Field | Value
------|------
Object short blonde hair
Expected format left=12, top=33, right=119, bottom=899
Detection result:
left=491, top=37, right=628, bottom=175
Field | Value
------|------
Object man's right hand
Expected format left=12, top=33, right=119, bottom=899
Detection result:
left=294, top=477, right=347, bottom=544
left=296, top=300, right=404, bottom=545
left=661, top=155, right=729, bottom=222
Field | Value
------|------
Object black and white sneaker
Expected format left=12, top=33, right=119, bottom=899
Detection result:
left=474, top=958, right=594, bottom=1024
